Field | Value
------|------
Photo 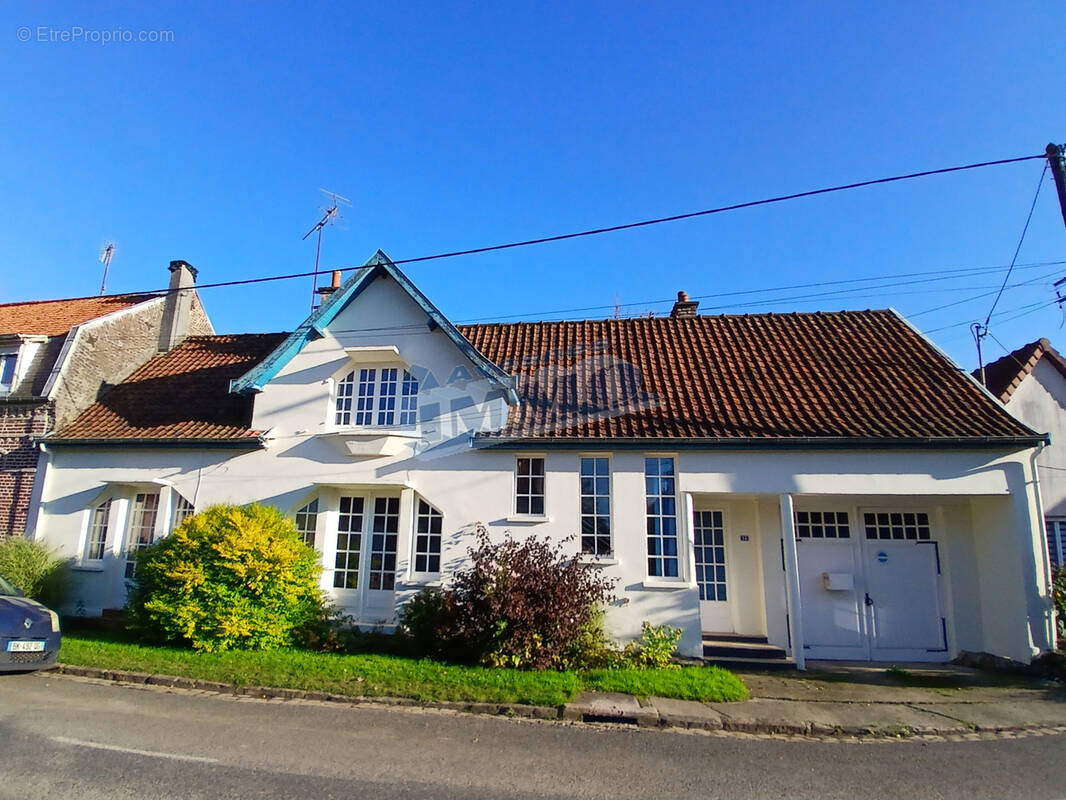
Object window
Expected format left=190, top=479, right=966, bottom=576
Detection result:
left=1046, top=518, right=1066, bottom=567
left=645, top=457, right=678, bottom=577
left=863, top=511, right=930, bottom=541
left=795, top=511, right=851, bottom=539
left=295, top=498, right=319, bottom=546
left=124, top=492, right=160, bottom=577
left=368, top=497, right=399, bottom=590
left=0, top=350, right=16, bottom=392
left=694, top=510, right=726, bottom=601
left=515, top=457, right=545, bottom=516
left=171, top=495, right=195, bottom=531
left=335, top=367, right=418, bottom=427
left=84, top=500, right=112, bottom=561
left=334, top=496, right=364, bottom=589
left=414, top=499, right=443, bottom=574
left=580, top=457, right=611, bottom=555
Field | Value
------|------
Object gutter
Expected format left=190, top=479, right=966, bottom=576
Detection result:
left=471, top=435, right=1049, bottom=451
left=43, top=436, right=265, bottom=450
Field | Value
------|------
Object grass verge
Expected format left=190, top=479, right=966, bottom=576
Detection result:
left=59, top=635, right=748, bottom=706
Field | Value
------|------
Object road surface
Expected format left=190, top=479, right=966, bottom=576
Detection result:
left=1, top=672, right=1064, bottom=799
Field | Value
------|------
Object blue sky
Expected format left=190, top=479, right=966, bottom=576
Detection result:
left=1, top=1, right=1063, bottom=368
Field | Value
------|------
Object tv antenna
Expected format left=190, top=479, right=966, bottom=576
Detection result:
left=99, top=242, right=116, bottom=295
left=302, top=189, right=351, bottom=311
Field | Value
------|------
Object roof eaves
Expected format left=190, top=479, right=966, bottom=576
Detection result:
left=43, top=436, right=265, bottom=450
left=470, top=434, right=1049, bottom=451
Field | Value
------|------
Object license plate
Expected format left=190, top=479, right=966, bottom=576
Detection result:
left=7, top=640, right=45, bottom=652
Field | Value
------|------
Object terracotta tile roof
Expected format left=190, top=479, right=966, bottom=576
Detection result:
left=459, top=310, right=1038, bottom=443
left=0, top=294, right=156, bottom=337
left=52, top=334, right=288, bottom=443
left=975, top=338, right=1066, bottom=404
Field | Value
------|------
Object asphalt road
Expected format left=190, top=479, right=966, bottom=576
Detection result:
left=1, top=672, right=1065, bottom=800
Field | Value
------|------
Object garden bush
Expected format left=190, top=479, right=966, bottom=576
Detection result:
left=623, top=622, right=683, bottom=669
left=127, top=504, right=328, bottom=652
left=0, top=536, right=71, bottom=609
left=399, top=526, right=615, bottom=669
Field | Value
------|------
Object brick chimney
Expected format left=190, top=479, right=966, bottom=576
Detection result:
left=670, top=290, right=699, bottom=319
left=316, top=270, right=342, bottom=306
left=158, top=260, right=198, bottom=352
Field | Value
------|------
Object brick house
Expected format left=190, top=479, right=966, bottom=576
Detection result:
left=0, top=261, right=211, bottom=536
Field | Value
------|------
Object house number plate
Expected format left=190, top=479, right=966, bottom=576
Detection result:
left=6, top=640, right=45, bottom=652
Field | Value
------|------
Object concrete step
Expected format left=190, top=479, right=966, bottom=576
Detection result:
left=702, top=633, right=769, bottom=645
left=703, top=641, right=788, bottom=660
left=703, top=655, right=798, bottom=671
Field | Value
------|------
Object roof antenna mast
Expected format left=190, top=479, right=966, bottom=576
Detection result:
left=99, top=242, right=116, bottom=295
left=302, top=189, right=350, bottom=312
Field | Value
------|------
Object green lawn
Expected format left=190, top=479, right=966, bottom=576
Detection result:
left=59, top=635, right=748, bottom=707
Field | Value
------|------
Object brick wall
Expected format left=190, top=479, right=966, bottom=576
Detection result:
left=0, top=402, right=51, bottom=536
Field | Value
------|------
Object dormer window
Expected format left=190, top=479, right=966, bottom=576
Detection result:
left=335, top=366, right=418, bottom=427
left=0, top=348, right=17, bottom=393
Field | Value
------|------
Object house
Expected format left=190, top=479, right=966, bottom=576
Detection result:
left=0, top=261, right=211, bottom=537
left=977, top=338, right=1066, bottom=571
left=28, top=251, right=1057, bottom=666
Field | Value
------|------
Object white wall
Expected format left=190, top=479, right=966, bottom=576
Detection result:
left=1007, top=358, right=1066, bottom=516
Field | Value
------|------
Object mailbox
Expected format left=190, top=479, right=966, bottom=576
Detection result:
left=822, top=572, right=854, bottom=591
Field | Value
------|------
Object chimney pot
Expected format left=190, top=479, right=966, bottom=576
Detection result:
left=331, top=270, right=341, bottom=289
left=670, top=289, right=699, bottom=319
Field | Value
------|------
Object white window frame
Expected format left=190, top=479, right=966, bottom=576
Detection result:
left=123, top=491, right=161, bottom=578
left=411, top=497, right=444, bottom=580
left=294, top=496, right=321, bottom=547
left=0, top=345, right=20, bottom=395
left=82, top=499, right=114, bottom=563
left=644, top=454, right=682, bottom=580
left=513, top=454, right=547, bottom=519
left=332, top=365, right=419, bottom=429
left=76, top=485, right=193, bottom=571
left=579, top=455, right=612, bottom=556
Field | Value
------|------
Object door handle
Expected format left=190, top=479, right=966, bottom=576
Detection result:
left=864, top=592, right=873, bottom=607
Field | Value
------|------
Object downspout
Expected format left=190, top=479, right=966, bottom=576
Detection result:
left=1031, top=442, right=1056, bottom=651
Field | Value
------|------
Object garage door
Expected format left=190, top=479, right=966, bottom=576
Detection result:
left=797, top=509, right=947, bottom=661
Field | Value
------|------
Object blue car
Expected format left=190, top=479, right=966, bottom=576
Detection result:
left=0, top=573, right=61, bottom=672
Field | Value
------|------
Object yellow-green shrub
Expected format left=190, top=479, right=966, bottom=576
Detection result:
left=128, top=504, right=327, bottom=652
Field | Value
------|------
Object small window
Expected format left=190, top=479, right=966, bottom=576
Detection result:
left=0, top=350, right=16, bottom=391
left=645, top=457, right=678, bottom=577
left=334, top=496, right=365, bottom=589
left=124, top=492, right=160, bottom=578
left=84, top=500, right=112, bottom=561
left=580, top=457, right=611, bottom=556
left=795, top=511, right=851, bottom=539
left=171, top=495, right=195, bottom=531
left=335, top=367, right=418, bottom=427
left=368, top=497, right=399, bottom=590
left=1046, top=518, right=1066, bottom=567
left=295, top=498, right=319, bottom=546
left=515, top=457, right=545, bottom=516
left=863, top=511, right=930, bottom=541
left=414, top=499, right=443, bottom=574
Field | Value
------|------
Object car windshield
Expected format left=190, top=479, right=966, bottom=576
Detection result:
left=0, top=574, right=20, bottom=596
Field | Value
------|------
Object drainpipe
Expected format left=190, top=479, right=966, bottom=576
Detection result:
left=780, top=493, right=806, bottom=670
left=1030, top=443, right=1056, bottom=651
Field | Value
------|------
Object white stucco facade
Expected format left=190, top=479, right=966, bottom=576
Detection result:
left=27, top=267, right=1058, bottom=664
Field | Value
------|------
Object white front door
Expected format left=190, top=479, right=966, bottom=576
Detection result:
left=695, top=510, right=733, bottom=633
left=331, top=495, right=399, bottom=623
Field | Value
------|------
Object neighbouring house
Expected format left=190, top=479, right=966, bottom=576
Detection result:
left=978, top=338, right=1066, bottom=571
left=28, top=251, right=1057, bottom=666
left=1, top=261, right=211, bottom=537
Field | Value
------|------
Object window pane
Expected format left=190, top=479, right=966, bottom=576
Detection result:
left=515, top=457, right=545, bottom=516
left=580, top=457, right=611, bottom=555
left=334, top=497, right=364, bottom=588
left=125, top=492, right=160, bottom=578
left=367, top=497, right=399, bottom=590
left=645, top=457, right=677, bottom=576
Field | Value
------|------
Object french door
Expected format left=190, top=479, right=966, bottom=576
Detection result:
left=694, top=510, right=733, bottom=633
left=332, top=495, right=400, bottom=621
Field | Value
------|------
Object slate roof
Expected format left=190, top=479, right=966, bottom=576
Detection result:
left=0, top=294, right=155, bottom=337
left=459, top=311, right=1039, bottom=444
left=51, top=310, right=1041, bottom=447
left=976, top=338, right=1066, bottom=404
left=51, top=334, right=288, bottom=443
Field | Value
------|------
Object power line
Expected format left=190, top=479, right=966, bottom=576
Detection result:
left=96, top=152, right=1046, bottom=298
left=983, top=164, right=1049, bottom=327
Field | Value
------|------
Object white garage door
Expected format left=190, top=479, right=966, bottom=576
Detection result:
left=797, top=509, right=948, bottom=662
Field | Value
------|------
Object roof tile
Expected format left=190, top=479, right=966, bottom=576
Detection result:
left=0, top=294, right=155, bottom=336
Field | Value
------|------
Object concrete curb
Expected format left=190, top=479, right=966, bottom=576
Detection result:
left=51, top=665, right=1065, bottom=740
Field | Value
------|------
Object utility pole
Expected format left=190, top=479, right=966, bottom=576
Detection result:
left=1047, top=142, right=1066, bottom=233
